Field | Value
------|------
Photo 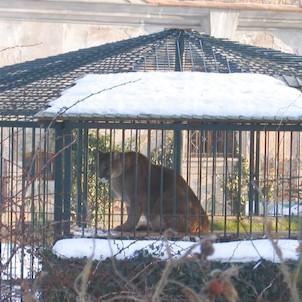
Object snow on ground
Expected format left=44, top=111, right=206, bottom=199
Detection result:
left=40, top=72, right=302, bottom=119
left=1, top=243, right=40, bottom=279
left=52, top=235, right=300, bottom=264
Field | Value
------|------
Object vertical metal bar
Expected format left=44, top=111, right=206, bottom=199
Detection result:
left=281, top=132, right=286, bottom=212
left=197, top=130, right=202, bottom=201
left=188, top=41, right=195, bottom=71
left=82, top=129, right=89, bottom=229
left=166, top=40, right=171, bottom=71
left=155, top=46, right=159, bottom=71
left=160, top=130, right=164, bottom=232
left=288, top=131, right=293, bottom=238
left=197, top=129, right=204, bottom=236
left=108, top=129, right=113, bottom=230
left=143, top=56, right=147, bottom=72
left=41, top=127, right=47, bottom=245
left=175, top=31, right=184, bottom=72
left=29, top=126, right=37, bottom=279
left=30, top=127, right=36, bottom=247
left=20, top=126, right=28, bottom=281
left=223, top=130, right=228, bottom=237
left=172, top=130, right=179, bottom=232
left=94, top=130, right=100, bottom=233
left=237, top=131, right=243, bottom=237
left=147, top=129, right=152, bottom=235
left=63, top=126, right=72, bottom=236
left=54, top=123, right=64, bottom=239
left=9, top=127, right=13, bottom=282
left=212, top=46, right=219, bottom=72
left=120, top=129, right=126, bottom=233
left=29, top=127, right=36, bottom=258
left=204, top=131, right=210, bottom=228
left=248, top=130, right=255, bottom=235
left=173, top=128, right=182, bottom=175
left=254, top=131, right=260, bottom=215
left=226, top=57, right=232, bottom=73
left=45, top=127, right=49, bottom=217
left=211, top=131, right=217, bottom=233
left=281, top=131, right=287, bottom=227
left=275, top=131, right=280, bottom=232
left=198, top=39, right=208, bottom=72
left=185, top=130, right=191, bottom=233
left=133, top=128, right=139, bottom=237
left=76, top=129, right=83, bottom=227
left=263, top=131, right=268, bottom=216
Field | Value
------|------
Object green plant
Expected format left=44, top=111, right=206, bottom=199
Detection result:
left=70, top=130, right=111, bottom=229
left=151, top=132, right=174, bottom=169
left=223, top=157, right=249, bottom=215
left=223, top=157, right=275, bottom=216
left=212, top=216, right=300, bottom=233
left=70, top=130, right=136, bottom=229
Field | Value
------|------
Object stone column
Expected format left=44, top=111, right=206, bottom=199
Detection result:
left=202, top=10, right=240, bottom=39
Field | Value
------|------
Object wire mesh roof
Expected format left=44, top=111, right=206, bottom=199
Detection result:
left=0, top=28, right=301, bottom=118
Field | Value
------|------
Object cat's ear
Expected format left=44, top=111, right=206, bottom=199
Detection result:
left=112, top=151, right=120, bottom=161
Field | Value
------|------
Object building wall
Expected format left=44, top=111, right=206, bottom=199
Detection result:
left=0, top=1, right=302, bottom=67
left=234, top=31, right=301, bottom=54
left=0, top=21, right=150, bottom=67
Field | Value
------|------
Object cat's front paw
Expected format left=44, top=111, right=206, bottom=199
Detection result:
left=114, top=224, right=134, bottom=232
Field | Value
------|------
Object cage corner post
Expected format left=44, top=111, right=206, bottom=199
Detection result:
left=53, top=123, right=64, bottom=240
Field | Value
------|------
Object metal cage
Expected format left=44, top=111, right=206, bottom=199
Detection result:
left=0, top=28, right=302, bottom=299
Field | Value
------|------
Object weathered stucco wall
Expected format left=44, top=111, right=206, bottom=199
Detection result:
left=0, top=0, right=301, bottom=67
left=234, top=31, right=301, bottom=54
left=0, top=21, right=151, bottom=67
left=1, top=20, right=301, bottom=68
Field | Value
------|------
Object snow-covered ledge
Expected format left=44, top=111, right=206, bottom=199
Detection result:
left=52, top=236, right=300, bottom=263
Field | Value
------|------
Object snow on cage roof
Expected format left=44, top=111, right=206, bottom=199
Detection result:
left=36, top=72, right=302, bottom=122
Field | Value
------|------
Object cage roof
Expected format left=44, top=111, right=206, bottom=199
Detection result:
left=0, top=28, right=302, bottom=119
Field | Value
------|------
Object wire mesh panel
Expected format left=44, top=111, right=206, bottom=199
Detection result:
left=0, top=119, right=55, bottom=300
left=183, top=128, right=302, bottom=238
left=58, top=121, right=302, bottom=240
left=0, top=117, right=301, bottom=299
